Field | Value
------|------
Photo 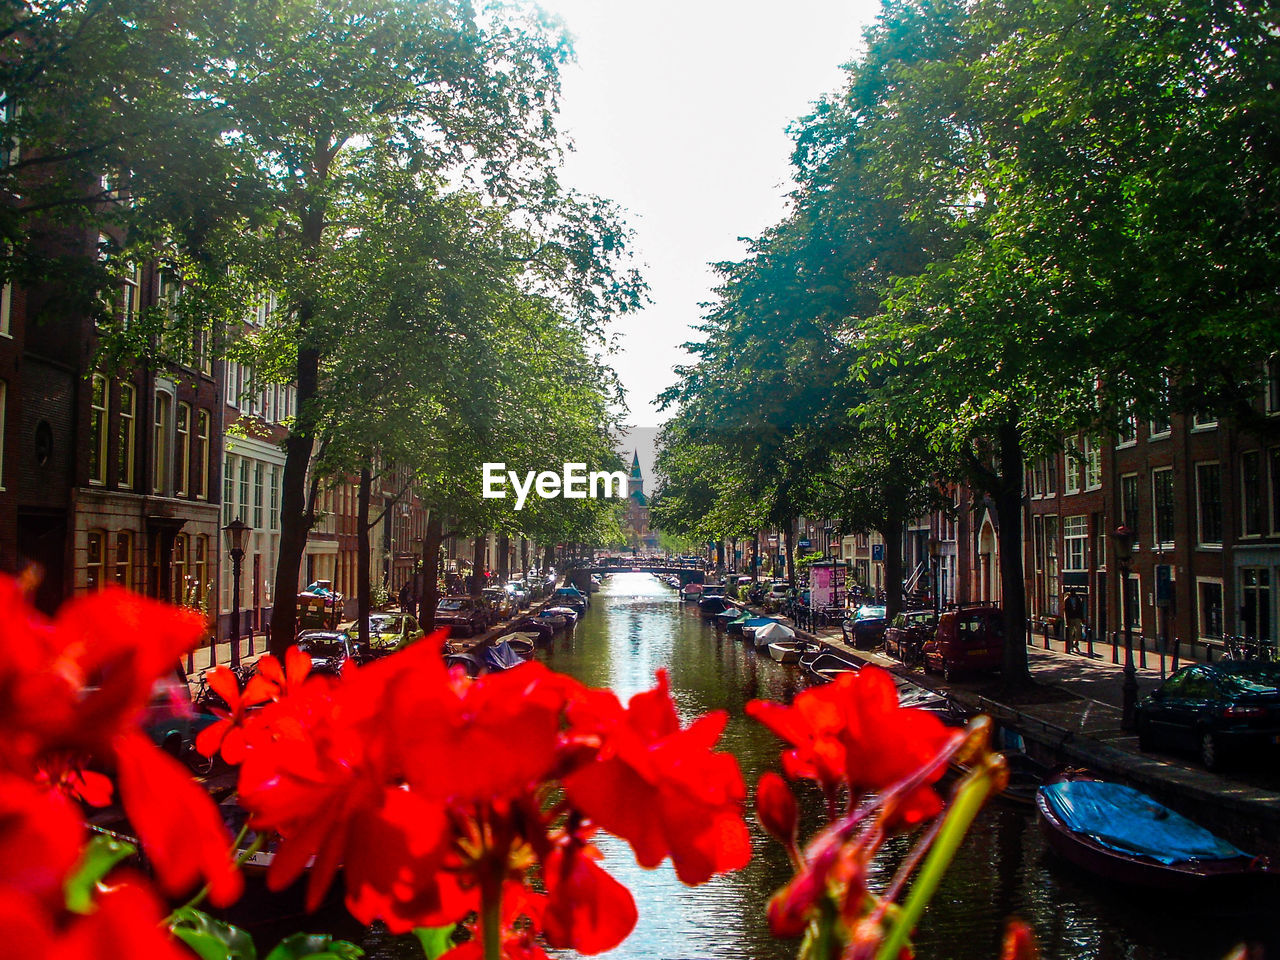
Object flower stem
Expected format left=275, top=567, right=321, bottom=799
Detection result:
left=871, top=759, right=1001, bottom=960
left=480, top=868, right=503, bottom=960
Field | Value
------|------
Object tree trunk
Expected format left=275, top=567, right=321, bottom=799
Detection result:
left=497, top=532, right=510, bottom=583
left=543, top=544, right=554, bottom=575
left=751, top=530, right=759, bottom=582
left=996, top=418, right=1031, bottom=686
left=420, top=512, right=442, bottom=629
left=716, top=539, right=725, bottom=573
left=471, top=536, right=486, bottom=599
left=269, top=345, right=320, bottom=656
left=784, top=520, right=796, bottom=588
left=879, top=508, right=905, bottom=626
left=520, top=538, right=529, bottom=578
left=356, top=465, right=372, bottom=646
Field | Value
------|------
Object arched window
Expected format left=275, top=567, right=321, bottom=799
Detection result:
left=89, top=375, right=108, bottom=485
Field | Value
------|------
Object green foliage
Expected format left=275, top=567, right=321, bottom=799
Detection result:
left=412, top=925, right=457, bottom=960
left=168, top=910, right=363, bottom=960
left=64, top=834, right=135, bottom=914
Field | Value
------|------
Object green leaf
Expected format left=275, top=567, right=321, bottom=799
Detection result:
left=413, top=925, right=457, bottom=959
left=168, top=907, right=257, bottom=960
left=263, top=933, right=364, bottom=960
left=65, top=834, right=136, bottom=914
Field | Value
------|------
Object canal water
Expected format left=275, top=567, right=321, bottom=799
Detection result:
left=361, top=572, right=1276, bottom=960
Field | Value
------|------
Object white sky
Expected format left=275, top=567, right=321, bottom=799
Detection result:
left=534, top=0, right=881, bottom=427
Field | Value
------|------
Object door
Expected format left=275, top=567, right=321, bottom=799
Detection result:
left=17, top=512, right=67, bottom=615
left=252, top=553, right=262, bottom=630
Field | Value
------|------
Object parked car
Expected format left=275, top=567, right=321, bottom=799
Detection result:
left=842, top=604, right=888, bottom=649
left=922, top=605, right=1003, bottom=681
left=505, top=580, right=531, bottom=609
left=359, top=612, right=426, bottom=654
left=145, top=665, right=218, bottom=770
left=434, top=597, right=487, bottom=638
left=483, top=586, right=517, bottom=620
left=882, top=610, right=937, bottom=665
left=296, top=629, right=364, bottom=675
left=1136, top=662, right=1280, bottom=771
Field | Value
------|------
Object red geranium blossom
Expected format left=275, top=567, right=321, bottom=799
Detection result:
left=563, top=670, right=751, bottom=885
left=748, top=666, right=957, bottom=825
left=195, top=665, right=275, bottom=764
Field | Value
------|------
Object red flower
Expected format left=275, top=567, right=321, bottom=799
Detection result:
left=1001, top=919, right=1039, bottom=960
left=114, top=731, right=243, bottom=906
left=748, top=666, right=956, bottom=826
left=756, top=771, right=799, bottom=848
left=0, top=774, right=84, bottom=910
left=541, top=840, right=637, bottom=954
left=563, top=670, right=750, bottom=885
left=195, top=665, right=274, bottom=764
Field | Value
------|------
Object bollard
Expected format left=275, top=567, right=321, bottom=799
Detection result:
left=1171, top=637, right=1180, bottom=672
left=1139, top=632, right=1147, bottom=668
left=1044, top=620, right=1051, bottom=650
left=208, top=631, right=217, bottom=668
left=1112, top=631, right=1120, bottom=664
left=1085, top=624, right=1094, bottom=659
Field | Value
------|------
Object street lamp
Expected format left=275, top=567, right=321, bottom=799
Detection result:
left=928, top=535, right=941, bottom=621
left=223, top=518, right=251, bottom=669
left=1112, top=524, right=1137, bottom=731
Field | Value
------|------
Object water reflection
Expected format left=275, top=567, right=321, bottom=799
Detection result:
left=359, top=572, right=1275, bottom=960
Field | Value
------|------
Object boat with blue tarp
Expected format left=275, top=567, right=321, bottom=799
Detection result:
left=1036, top=779, right=1276, bottom=892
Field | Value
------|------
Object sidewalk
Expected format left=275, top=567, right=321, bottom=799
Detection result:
left=747, top=602, right=1280, bottom=857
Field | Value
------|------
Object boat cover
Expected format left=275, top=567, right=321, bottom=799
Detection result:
left=555, top=586, right=585, bottom=598
left=754, top=622, right=796, bottom=642
left=715, top=607, right=740, bottom=619
left=484, top=640, right=525, bottom=671
left=1040, top=780, right=1248, bottom=864
left=744, top=617, right=774, bottom=628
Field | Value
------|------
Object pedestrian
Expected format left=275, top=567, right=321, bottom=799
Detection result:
left=398, top=581, right=410, bottom=611
left=1063, top=588, right=1085, bottom=654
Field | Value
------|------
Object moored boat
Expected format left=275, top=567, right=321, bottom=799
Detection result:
left=726, top=612, right=752, bottom=635
left=753, top=620, right=796, bottom=650
left=801, top=649, right=861, bottom=684
left=768, top=638, right=822, bottom=664
left=681, top=582, right=704, bottom=601
left=1035, top=779, right=1276, bottom=893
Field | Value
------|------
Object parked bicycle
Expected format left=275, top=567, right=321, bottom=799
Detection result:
left=1222, top=635, right=1276, bottom=663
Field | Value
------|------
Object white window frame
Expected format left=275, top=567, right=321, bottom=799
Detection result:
left=1084, top=437, right=1102, bottom=491
left=195, top=409, right=210, bottom=500
left=1241, top=449, right=1264, bottom=539
left=1063, top=515, right=1087, bottom=572
left=152, top=388, right=173, bottom=496
left=117, top=382, right=136, bottom=490
left=1196, top=577, right=1225, bottom=641
left=175, top=401, right=190, bottom=497
left=0, top=282, right=11, bottom=338
left=89, top=374, right=108, bottom=486
left=1192, top=412, right=1218, bottom=431
left=1151, top=466, right=1175, bottom=549
left=1064, top=446, right=1081, bottom=496
left=1195, top=461, right=1223, bottom=548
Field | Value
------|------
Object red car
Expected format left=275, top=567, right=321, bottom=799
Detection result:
left=434, top=596, right=487, bottom=637
left=923, top=605, right=1004, bottom=681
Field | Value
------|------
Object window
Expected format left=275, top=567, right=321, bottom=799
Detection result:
left=269, top=466, right=280, bottom=529
left=195, top=409, right=210, bottom=499
left=1240, top=568, right=1271, bottom=642
left=1242, top=450, right=1263, bottom=537
left=152, top=392, right=172, bottom=495
left=253, top=462, right=265, bottom=528
left=1152, top=467, right=1175, bottom=547
left=1193, top=411, right=1218, bottom=430
left=0, top=380, right=6, bottom=489
left=1045, top=454, right=1057, bottom=496
left=1064, top=516, right=1088, bottom=571
left=1121, top=474, right=1140, bottom=547
left=1149, top=414, right=1171, bottom=438
left=0, top=91, right=17, bottom=168
left=1084, top=437, right=1102, bottom=490
left=171, top=533, right=188, bottom=606
left=120, top=263, right=141, bottom=328
left=174, top=402, right=190, bottom=497
left=1271, top=447, right=1280, bottom=536
left=1197, top=579, right=1223, bottom=640
left=86, top=531, right=106, bottom=592
left=0, top=282, right=10, bottom=337
left=238, top=458, right=250, bottom=522
left=1196, top=462, right=1222, bottom=546
left=223, top=454, right=235, bottom=525
left=1117, top=406, right=1137, bottom=446
left=117, top=383, right=135, bottom=489
left=1267, top=354, right=1280, bottom=415
left=114, top=531, right=132, bottom=589
left=1064, top=446, right=1081, bottom=495
left=1092, top=511, right=1106, bottom=569
left=89, top=375, right=108, bottom=485
left=226, top=361, right=238, bottom=406
left=192, top=535, right=208, bottom=612
left=1031, top=460, right=1045, bottom=498
left=1124, top=574, right=1142, bottom=630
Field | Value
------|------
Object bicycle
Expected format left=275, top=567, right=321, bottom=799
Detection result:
left=1223, top=635, right=1275, bottom=662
